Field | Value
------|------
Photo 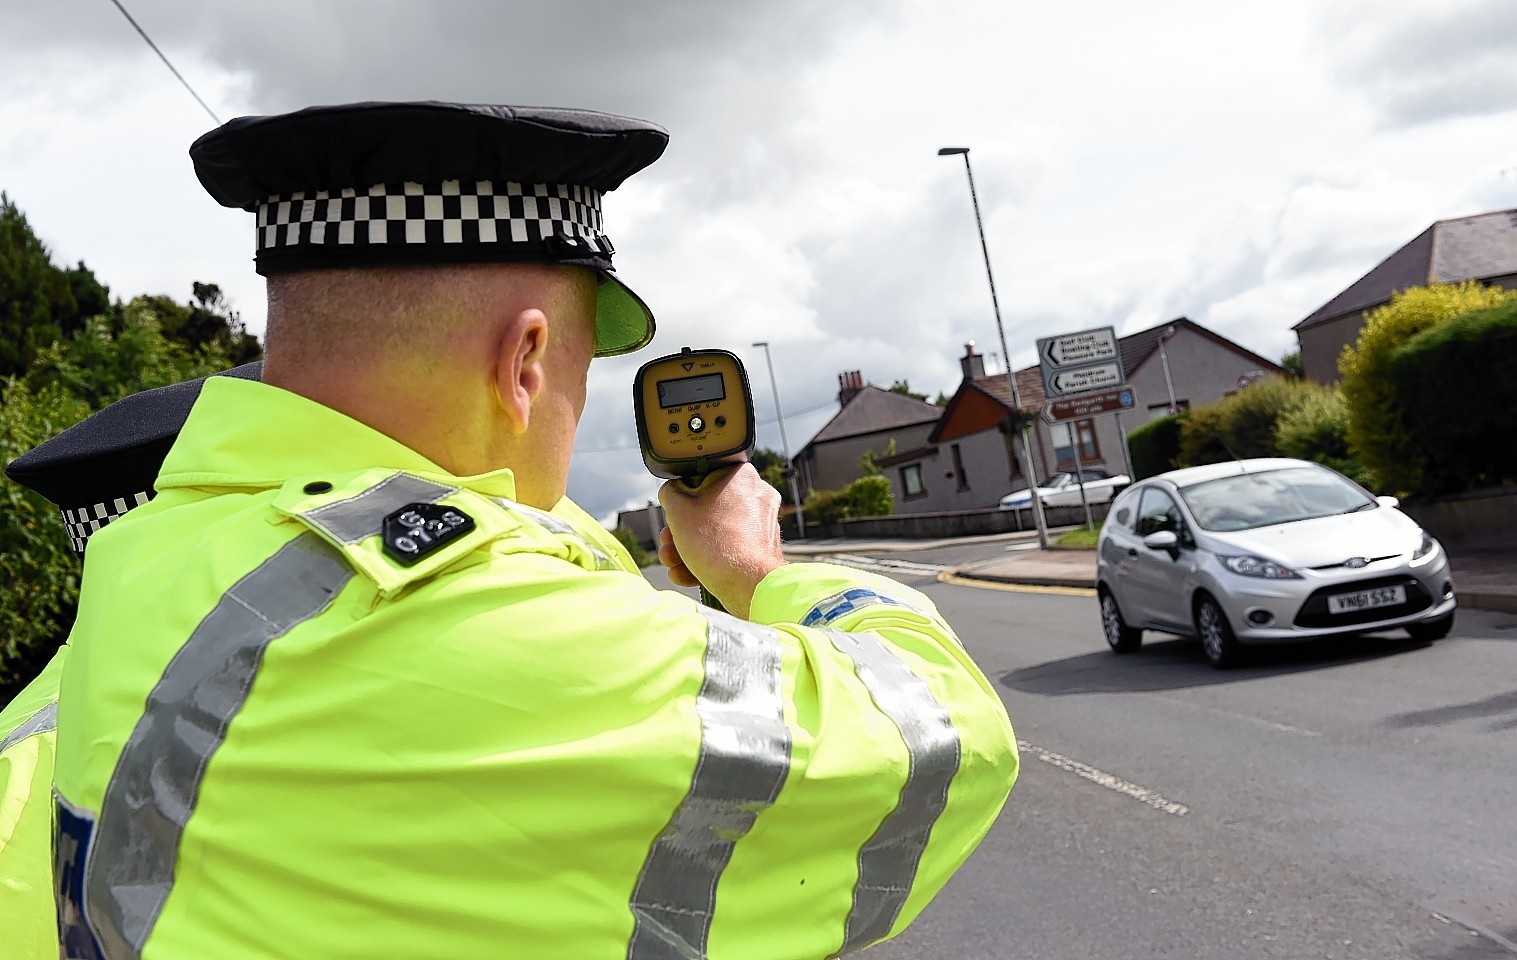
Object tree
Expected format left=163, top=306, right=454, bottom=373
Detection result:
left=1, top=303, right=236, bottom=701
left=0, top=193, right=111, bottom=378
left=1280, top=350, right=1304, bottom=379
left=1338, top=282, right=1516, bottom=495
left=887, top=379, right=929, bottom=402
left=750, top=447, right=792, bottom=502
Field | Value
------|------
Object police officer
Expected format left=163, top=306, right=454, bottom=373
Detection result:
left=52, top=102, right=1018, bottom=959
left=1, top=362, right=261, bottom=956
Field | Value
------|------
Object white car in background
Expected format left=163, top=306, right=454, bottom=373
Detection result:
left=999, top=468, right=1131, bottom=510
left=1094, top=458, right=1456, bottom=668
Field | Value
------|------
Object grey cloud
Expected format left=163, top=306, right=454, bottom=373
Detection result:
left=1323, top=0, right=1517, bottom=127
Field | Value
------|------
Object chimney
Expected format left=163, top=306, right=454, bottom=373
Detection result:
left=959, top=341, right=986, bottom=382
left=837, top=370, right=866, bottom=405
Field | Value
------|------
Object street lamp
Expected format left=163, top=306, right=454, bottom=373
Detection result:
left=752, top=341, right=806, bottom=539
left=937, top=146, right=1050, bottom=548
left=1158, top=325, right=1179, bottom=414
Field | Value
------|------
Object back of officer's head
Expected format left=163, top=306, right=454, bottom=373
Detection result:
left=191, top=102, right=668, bottom=504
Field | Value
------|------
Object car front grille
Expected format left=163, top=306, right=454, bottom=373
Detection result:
left=1293, top=574, right=1433, bottom=628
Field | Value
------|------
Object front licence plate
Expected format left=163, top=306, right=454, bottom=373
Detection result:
left=1328, top=585, right=1406, bottom=614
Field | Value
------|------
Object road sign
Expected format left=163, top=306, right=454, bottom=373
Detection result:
left=1046, top=362, right=1124, bottom=397
left=1040, top=386, right=1138, bottom=424
left=1037, top=326, right=1126, bottom=398
left=1038, top=326, right=1119, bottom=369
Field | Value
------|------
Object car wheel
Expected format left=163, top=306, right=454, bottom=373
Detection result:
left=1407, top=611, right=1454, bottom=644
left=1100, top=589, right=1142, bottom=653
left=1195, top=593, right=1241, bottom=669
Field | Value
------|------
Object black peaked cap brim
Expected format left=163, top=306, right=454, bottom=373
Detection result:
left=191, top=102, right=670, bottom=210
left=4, top=362, right=263, bottom=508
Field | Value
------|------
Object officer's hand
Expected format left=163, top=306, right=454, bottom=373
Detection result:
left=658, top=464, right=786, bottom=618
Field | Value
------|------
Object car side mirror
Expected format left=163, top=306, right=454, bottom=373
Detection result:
left=1142, top=530, right=1178, bottom=552
left=1375, top=495, right=1399, bottom=509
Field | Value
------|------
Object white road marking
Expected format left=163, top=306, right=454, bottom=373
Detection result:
left=1018, top=739, right=1190, bottom=816
left=821, top=554, right=952, bottom=577
left=1153, top=694, right=1321, bottom=738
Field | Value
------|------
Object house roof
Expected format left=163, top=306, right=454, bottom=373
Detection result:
left=1294, top=207, right=1517, bottom=332
left=799, top=385, right=944, bottom=452
left=931, top=317, right=1286, bottom=443
left=971, top=317, right=1282, bottom=406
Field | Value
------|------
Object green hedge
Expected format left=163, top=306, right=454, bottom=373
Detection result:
left=1127, top=413, right=1185, bottom=479
left=804, top=475, right=894, bottom=525
left=1390, top=298, right=1517, bottom=494
left=1177, top=376, right=1318, bottom=467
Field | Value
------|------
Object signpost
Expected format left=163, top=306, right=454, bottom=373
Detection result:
left=1040, top=386, right=1137, bottom=424
left=1035, top=326, right=1130, bottom=530
left=1037, top=326, right=1124, bottom=398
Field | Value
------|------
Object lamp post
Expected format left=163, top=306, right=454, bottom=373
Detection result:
left=937, top=146, right=1050, bottom=548
left=1158, top=325, right=1179, bottom=414
left=752, top=341, right=806, bottom=539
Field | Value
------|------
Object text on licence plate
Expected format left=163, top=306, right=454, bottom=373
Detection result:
left=1328, top=585, right=1406, bottom=614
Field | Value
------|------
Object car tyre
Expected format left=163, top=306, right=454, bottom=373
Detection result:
left=1195, top=593, right=1241, bottom=669
left=1407, top=611, right=1454, bottom=644
left=1100, top=589, right=1142, bottom=653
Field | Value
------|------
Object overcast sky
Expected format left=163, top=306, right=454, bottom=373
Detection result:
left=3, top=0, right=1514, bottom=523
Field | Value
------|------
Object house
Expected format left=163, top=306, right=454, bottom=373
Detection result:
left=792, top=371, right=945, bottom=500
left=1294, top=208, right=1517, bottom=383
left=884, top=319, right=1286, bottom=513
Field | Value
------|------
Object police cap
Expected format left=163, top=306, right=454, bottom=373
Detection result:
left=189, top=101, right=670, bottom=357
left=3, top=363, right=262, bottom=554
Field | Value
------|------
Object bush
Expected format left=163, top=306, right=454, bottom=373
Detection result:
left=804, top=475, right=894, bottom=525
left=1272, top=384, right=1373, bottom=488
left=611, top=524, right=654, bottom=568
left=1389, top=298, right=1517, bottom=494
left=0, top=380, right=91, bottom=704
left=1127, top=413, right=1186, bottom=479
left=1338, top=282, right=1516, bottom=495
left=1177, top=376, right=1318, bottom=467
left=0, top=305, right=236, bottom=704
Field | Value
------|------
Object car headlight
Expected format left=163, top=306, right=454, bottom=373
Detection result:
left=1221, top=554, right=1301, bottom=579
left=1412, top=532, right=1437, bottom=562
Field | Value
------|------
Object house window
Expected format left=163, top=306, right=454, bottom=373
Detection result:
left=900, top=464, right=926, bottom=499
left=1050, top=419, right=1100, bottom=468
left=950, top=444, right=970, bottom=491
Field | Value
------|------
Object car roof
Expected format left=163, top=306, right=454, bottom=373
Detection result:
left=1149, top=457, right=1318, bottom=489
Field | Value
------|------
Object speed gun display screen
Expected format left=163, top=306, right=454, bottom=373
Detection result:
left=634, top=348, right=755, bottom=480
left=657, top=372, right=726, bottom=408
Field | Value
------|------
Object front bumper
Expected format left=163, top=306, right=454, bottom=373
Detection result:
left=1217, top=554, right=1456, bottom=645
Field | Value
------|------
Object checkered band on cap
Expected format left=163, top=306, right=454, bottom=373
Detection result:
left=255, top=180, right=611, bottom=256
left=61, top=491, right=153, bottom=554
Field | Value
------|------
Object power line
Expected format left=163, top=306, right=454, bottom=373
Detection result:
left=107, top=0, right=222, bottom=125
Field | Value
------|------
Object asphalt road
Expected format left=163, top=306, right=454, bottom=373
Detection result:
left=648, top=550, right=1517, bottom=959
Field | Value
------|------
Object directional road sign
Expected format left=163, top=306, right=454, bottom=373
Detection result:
left=1041, top=386, right=1138, bottom=424
left=1037, top=326, right=1126, bottom=398
left=1038, top=326, right=1119, bottom=369
left=1046, top=362, right=1124, bottom=397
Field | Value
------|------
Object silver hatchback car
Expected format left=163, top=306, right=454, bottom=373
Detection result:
left=1095, top=458, right=1456, bottom=668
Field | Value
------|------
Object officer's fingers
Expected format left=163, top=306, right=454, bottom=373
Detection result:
left=667, top=563, right=701, bottom=589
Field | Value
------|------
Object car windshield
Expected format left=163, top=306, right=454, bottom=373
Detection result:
left=1178, top=466, right=1375, bottom=532
left=1044, top=473, right=1074, bottom=488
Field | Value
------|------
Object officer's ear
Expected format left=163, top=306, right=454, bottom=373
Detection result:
left=493, top=307, right=550, bottom=434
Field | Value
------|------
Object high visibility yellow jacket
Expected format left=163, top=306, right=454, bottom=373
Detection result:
left=0, top=645, right=66, bottom=958
left=54, top=377, right=1017, bottom=960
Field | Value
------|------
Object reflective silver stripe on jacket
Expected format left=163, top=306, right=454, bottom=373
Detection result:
left=825, top=629, right=961, bottom=954
left=497, top=499, right=616, bottom=570
left=85, top=533, right=354, bottom=959
left=626, top=610, right=792, bottom=960
left=302, top=473, right=456, bottom=543
left=0, top=700, right=58, bottom=753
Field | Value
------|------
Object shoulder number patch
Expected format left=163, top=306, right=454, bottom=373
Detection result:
left=382, top=502, right=475, bottom=565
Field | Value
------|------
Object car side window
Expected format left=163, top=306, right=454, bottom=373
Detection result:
left=1137, top=488, right=1192, bottom=545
